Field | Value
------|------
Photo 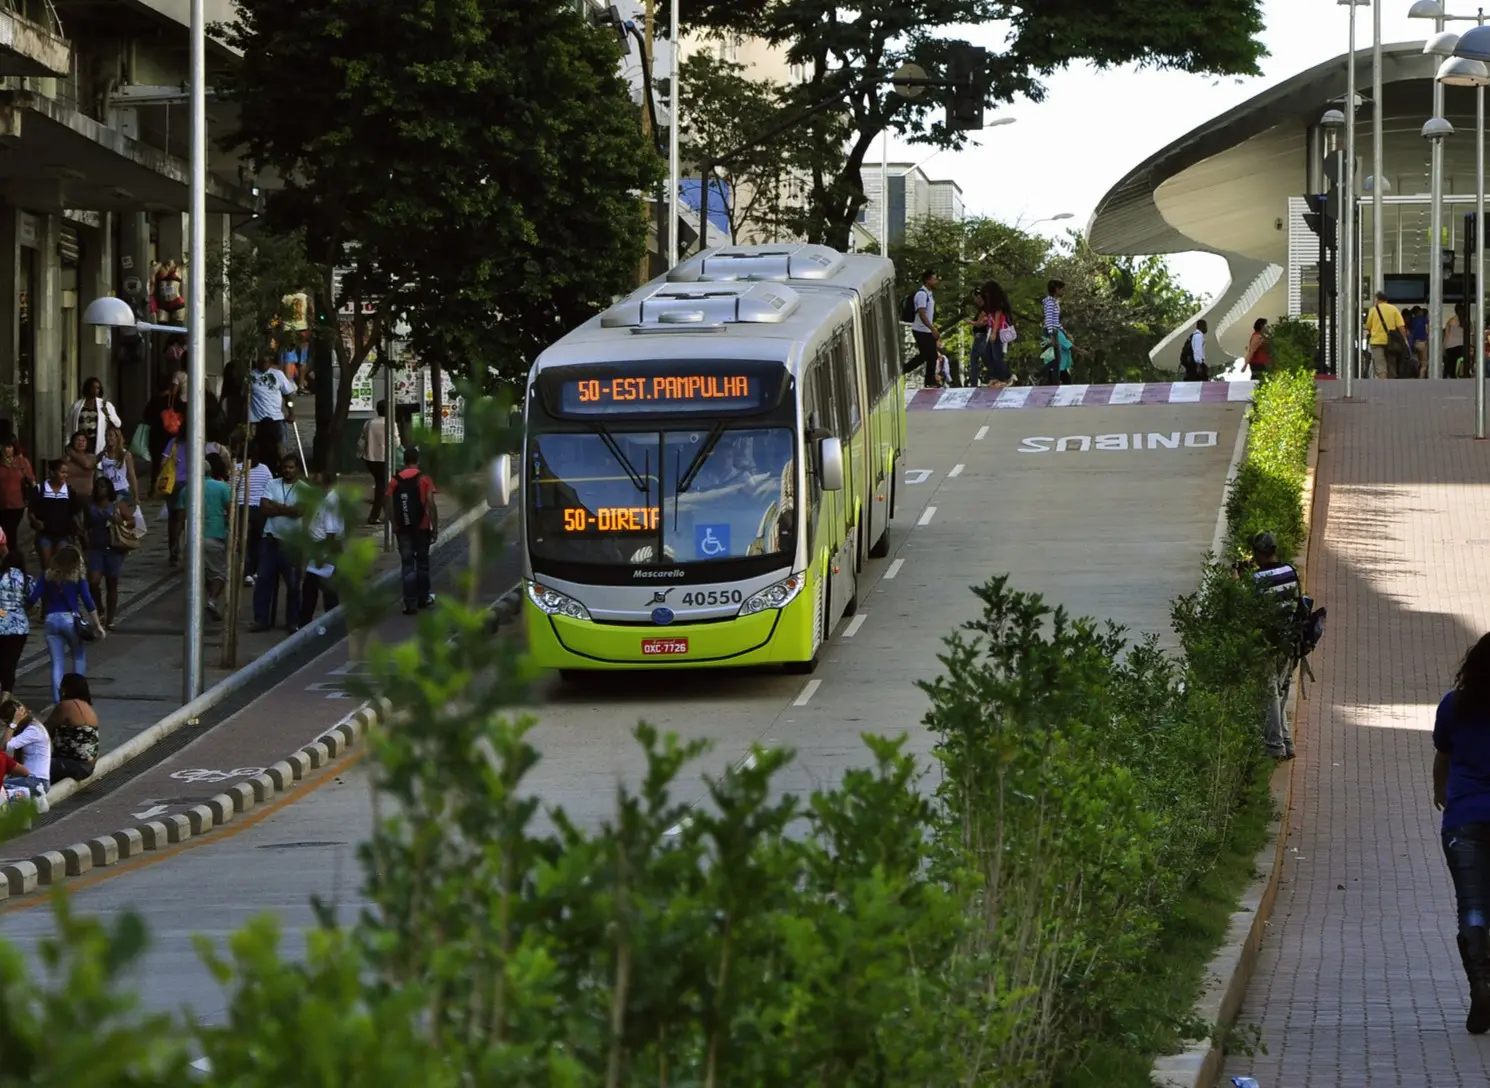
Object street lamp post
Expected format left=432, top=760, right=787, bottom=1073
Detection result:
left=183, top=0, right=207, bottom=701
left=1340, top=0, right=1366, bottom=398
left=1449, top=21, right=1490, bottom=437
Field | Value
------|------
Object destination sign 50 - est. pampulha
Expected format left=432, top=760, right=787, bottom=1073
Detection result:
left=557, top=373, right=761, bottom=413
left=563, top=506, right=661, bottom=533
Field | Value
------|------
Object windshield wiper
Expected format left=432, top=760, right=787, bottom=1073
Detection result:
left=676, top=421, right=726, bottom=495
left=589, top=423, right=651, bottom=495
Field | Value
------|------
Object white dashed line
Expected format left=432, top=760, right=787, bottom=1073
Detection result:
left=948, top=463, right=965, bottom=478
left=885, top=558, right=904, bottom=580
left=844, top=613, right=868, bottom=637
left=975, top=425, right=989, bottom=441
left=793, top=679, right=822, bottom=706
left=917, top=506, right=937, bottom=527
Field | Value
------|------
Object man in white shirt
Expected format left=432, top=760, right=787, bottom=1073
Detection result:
left=248, top=353, right=297, bottom=454
left=911, top=269, right=940, bottom=387
left=1181, top=320, right=1208, bottom=381
left=298, top=469, right=345, bottom=628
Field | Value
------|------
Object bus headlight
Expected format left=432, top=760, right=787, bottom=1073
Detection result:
left=737, top=573, right=805, bottom=616
left=525, top=581, right=592, bottom=621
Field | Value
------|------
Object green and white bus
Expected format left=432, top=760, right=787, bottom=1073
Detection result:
left=520, top=244, right=906, bottom=674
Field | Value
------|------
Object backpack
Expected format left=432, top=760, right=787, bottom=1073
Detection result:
left=900, top=293, right=919, bottom=324
left=391, top=471, right=426, bottom=531
left=1296, top=594, right=1327, bottom=657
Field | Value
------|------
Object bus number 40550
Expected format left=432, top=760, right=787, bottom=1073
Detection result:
left=681, top=590, right=744, bottom=607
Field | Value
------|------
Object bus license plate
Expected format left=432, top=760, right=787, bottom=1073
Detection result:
left=641, top=638, right=689, bottom=656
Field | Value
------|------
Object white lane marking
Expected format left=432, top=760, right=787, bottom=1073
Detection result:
left=948, top=463, right=965, bottom=478
left=1227, top=380, right=1257, bottom=402
left=1210, top=414, right=1252, bottom=558
left=935, top=387, right=977, bottom=410
left=994, top=385, right=1033, bottom=409
left=844, top=613, right=869, bottom=637
left=793, top=679, right=822, bottom=706
left=917, top=506, right=937, bottom=527
left=1168, top=381, right=1203, bottom=403
left=1051, top=383, right=1089, bottom=406
left=975, top=425, right=989, bottom=441
left=885, top=558, right=904, bottom=580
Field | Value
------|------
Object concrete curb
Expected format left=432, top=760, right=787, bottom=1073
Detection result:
left=1151, top=393, right=1322, bottom=1088
left=0, top=698, right=393, bottom=902
left=34, top=501, right=491, bottom=813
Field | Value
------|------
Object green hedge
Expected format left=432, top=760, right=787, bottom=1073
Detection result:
left=0, top=379, right=1317, bottom=1088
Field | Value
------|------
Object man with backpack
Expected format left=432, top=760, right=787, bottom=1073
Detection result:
left=902, top=270, right=940, bottom=387
left=1180, top=320, right=1209, bottom=382
left=1246, top=530, right=1326, bottom=761
left=387, top=447, right=439, bottom=616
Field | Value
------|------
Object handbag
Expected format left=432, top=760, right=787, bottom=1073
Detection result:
left=129, top=423, right=152, bottom=462
left=109, top=512, right=141, bottom=551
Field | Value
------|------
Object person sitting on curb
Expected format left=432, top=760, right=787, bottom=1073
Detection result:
left=47, top=672, right=98, bottom=783
left=1, top=699, right=50, bottom=807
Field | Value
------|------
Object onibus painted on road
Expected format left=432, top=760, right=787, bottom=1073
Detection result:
left=521, top=244, right=906, bottom=675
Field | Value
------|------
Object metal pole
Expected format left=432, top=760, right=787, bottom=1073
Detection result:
left=183, top=0, right=207, bottom=702
left=1431, top=13, right=1448, bottom=380
left=1479, top=74, right=1487, bottom=436
left=666, top=0, right=680, bottom=267
left=383, top=327, right=395, bottom=552
left=1344, top=2, right=1358, bottom=398
left=880, top=130, right=889, bottom=252
left=1371, top=0, right=1385, bottom=315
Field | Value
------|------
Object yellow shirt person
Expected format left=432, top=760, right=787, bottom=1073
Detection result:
left=1364, top=292, right=1405, bottom=379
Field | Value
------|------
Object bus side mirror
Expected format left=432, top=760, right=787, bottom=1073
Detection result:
left=818, top=437, right=844, bottom=491
left=488, top=454, right=514, bottom=508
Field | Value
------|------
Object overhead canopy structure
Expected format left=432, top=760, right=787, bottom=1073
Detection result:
left=1088, top=40, right=1481, bottom=366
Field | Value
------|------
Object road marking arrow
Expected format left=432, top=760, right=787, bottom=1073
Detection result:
left=131, top=804, right=170, bottom=820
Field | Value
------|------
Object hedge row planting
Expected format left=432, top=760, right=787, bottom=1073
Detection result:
left=0, top=379, right=1317, bottom=1088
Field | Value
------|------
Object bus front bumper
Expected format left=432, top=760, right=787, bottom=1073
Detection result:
left=524, top=596, right=814, bottom=669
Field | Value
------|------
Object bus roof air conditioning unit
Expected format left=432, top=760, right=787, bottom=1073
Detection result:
left=668, top=244, right=846, bottom=283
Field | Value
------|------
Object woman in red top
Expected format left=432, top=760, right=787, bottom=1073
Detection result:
left=0, top=436, right=35, bottom=552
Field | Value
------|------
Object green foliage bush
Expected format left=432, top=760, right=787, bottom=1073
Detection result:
left=0, top=373, right=1313, bottom=1086
left=1225, top=366, right=1316, bottom=562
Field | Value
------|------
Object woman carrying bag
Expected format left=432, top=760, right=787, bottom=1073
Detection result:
left=67, top=377, right=123, bottom=459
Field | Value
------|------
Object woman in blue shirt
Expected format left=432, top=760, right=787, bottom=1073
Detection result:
left=26, top=545, right=105, bottom=704
left=1434, top=633, right=1490, bottom=1033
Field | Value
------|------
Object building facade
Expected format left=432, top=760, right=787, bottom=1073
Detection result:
left=1089, top=41, right=1468, bottom=370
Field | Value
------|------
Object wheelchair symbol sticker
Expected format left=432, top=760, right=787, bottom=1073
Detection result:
left=696, top=524, right=730, bottom=558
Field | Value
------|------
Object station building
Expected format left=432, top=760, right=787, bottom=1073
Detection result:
left=1089, top=41, right=1481, bottom=371
left=0, top=0, right=257, bottom=457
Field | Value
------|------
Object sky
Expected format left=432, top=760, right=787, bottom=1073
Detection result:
left=883, top=0, right=1437, bottom=301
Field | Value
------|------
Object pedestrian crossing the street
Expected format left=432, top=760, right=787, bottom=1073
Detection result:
left=905, top=380, right=1257, bottom=411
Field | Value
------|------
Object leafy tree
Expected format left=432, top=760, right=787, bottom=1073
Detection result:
left=678, top=52, right=837, bottom=245
left=219, top=0, right=657, bottom=450
left=679, top=0, right=1266, bottom=248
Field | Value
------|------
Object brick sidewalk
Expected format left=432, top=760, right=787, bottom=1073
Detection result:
left=1223, top=381, right=1490, bottom=1086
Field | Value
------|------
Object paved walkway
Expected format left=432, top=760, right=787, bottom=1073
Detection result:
left=1223, top=380, right=1490, bottom=1086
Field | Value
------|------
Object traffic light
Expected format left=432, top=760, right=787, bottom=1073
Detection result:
left=946, top=42, right=986, bottom=131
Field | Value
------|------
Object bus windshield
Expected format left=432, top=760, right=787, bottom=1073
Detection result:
left=527, top=426, right=797, bottom=566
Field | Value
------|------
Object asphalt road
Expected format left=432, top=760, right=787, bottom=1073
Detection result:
left=0, top=400, right=1249, bottom=1021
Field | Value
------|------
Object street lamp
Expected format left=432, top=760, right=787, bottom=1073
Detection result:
left=1424, top=116, right=1455, bottom=381
left=82, top=296, right=206, bottom=703
left=1450, top=23, right=1490, bottom=437
left=1339, top=0, right=1368, bottom=399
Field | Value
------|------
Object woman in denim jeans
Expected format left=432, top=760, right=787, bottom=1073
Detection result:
left=1435, top=633, right=1490, bottom=1033
left=25, top=546, right=104, bottom=704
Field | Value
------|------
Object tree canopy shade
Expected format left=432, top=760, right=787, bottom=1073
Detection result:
left=679, top=0, right=1266, bottom=248
left=218, top=0, right=658, bottom=449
